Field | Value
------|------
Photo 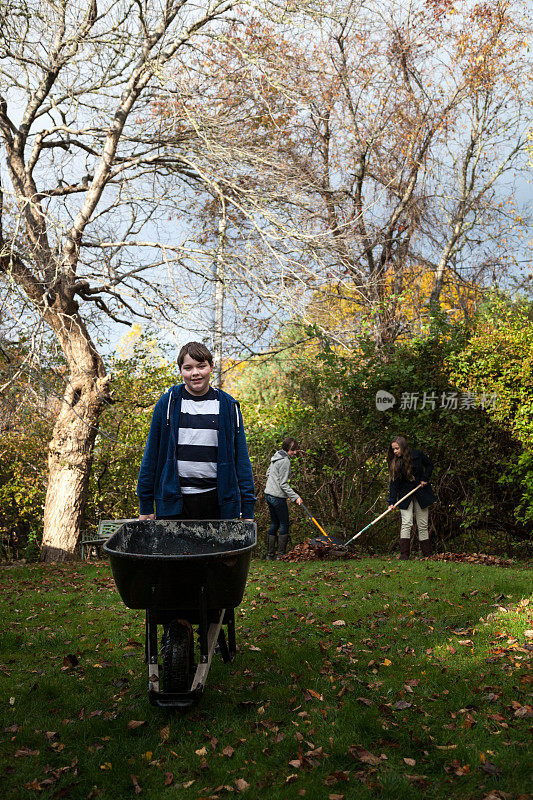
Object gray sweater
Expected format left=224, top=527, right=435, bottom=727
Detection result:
left=265, top=450, right=300, bottom=502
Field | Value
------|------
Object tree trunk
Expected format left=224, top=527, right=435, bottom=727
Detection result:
left=40, top=314, right=111, bottom=562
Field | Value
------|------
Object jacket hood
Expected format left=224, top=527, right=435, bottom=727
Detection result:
left=164, top=383, right=240, bottom=428
left=270, top=449, right=289, bottom=463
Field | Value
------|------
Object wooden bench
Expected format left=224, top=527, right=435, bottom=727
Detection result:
left=81, top=519, right=135, bottom=559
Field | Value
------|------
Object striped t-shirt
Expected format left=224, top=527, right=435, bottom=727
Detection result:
left=177, top=387, right=219, bottom=494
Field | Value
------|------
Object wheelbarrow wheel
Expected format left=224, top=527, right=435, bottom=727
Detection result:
left=162, top=619, right=194, bottom=693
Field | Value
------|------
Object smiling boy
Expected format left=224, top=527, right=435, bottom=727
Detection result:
left=137, top=342, right=255, bottom=522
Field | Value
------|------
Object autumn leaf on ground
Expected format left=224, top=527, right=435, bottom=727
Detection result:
left=305, top=688, right=324, bottom=701
left=324, top=771, right=350, bottom=785
left=61, top=654, right=79, bottom=670
left=131, top=775, right=142, bottom=795
left=127, top=720, right=147, bottom=730
left=481, top=761, right=502, bottom=776
left=357, top=697, right=373, bottom=706
left=394, top=701, right=412, bottom=710
left=14, top=747, right=39, bottom=757
left=222, top=746, right=234, bottom=757
left=444, top=759, right=470, bottom=776
left=235, top=778, right=250, bottom=791
left=349, top=746, right=382, bottom=765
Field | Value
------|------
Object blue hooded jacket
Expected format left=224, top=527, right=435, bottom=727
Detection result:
left=137, top=384, right=256, bottom=519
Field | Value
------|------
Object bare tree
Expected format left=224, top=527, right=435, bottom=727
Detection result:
left=0, top=0, right=238, bottom=560
left=161, top=0, right=531, bottom=351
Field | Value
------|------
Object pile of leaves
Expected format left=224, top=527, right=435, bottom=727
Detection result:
left=282, top=537, right=360, bottom=562
left=431, top=552, right=516, bottom=567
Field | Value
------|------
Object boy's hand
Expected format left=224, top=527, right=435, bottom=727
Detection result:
left=139, top=513, right=155, bottom=520
left=296, top=497, right=303, bottom=505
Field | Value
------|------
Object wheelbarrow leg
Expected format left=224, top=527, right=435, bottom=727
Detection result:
left=145, top=608, right=160, bottom=693
left=191, top=608, right=225, bottom=691
left=199, top=585, right=209, bottom=664
left=226, top=608, right=237, bottom=662
left=217, top=628, right=230, bottom=663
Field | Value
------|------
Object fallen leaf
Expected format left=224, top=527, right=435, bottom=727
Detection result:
left=513, top=705, right=533, bottom=718
left=222, top=746, right=234, bottom=757
left=127, top=720, right=147, bottom=730
left=356, top=697, right=373, bottom=706
left=332, top=620, right=346, bottom=627
left=131, top=775, right=142, bottom=795
left=62, top=654, right=79, bottom=670
left=403, top=758, right=416, bottom=766
left=481, top=762, right=502, bottom=776
left=350, top=746, right=381, bottom=765
left=15, top=747, right=40, bottom=757
left=405, top=774, right=428, bottom=786
left=195, top=746, right=207, bottom=757
left=235, top=778, right=250, bottom=792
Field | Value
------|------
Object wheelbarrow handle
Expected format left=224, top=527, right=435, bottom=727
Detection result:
left=344, top=484, right=423, bottom=547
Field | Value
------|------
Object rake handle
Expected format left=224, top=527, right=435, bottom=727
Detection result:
left=344, top=484, right=422, bottom=547
left=300, top=504, right=332, bottom=542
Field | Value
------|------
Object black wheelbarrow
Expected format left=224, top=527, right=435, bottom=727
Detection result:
left=103, top=519, right=257, bottom=709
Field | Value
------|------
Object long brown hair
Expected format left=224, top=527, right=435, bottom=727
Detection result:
left=387, top=436, right=414, bottom=481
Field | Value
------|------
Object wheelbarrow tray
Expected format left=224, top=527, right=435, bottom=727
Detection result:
left=104, top=519, right=256, bottom=612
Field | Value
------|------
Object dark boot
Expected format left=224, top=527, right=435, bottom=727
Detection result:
left=277, top=534, right=289, bottom=559
left=420, top=538, right=432, bottom=557
left=266, top=535, right=277, bottom=561
left=399, top=538, right=410, bottom=560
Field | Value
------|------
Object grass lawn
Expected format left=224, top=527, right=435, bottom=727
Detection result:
left=0, top=556, right=531, bottom=800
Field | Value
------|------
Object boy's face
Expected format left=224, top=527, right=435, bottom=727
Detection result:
left=179, top=353, right=212, bottom=396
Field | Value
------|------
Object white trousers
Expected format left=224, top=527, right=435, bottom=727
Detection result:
left=400, top=500, right=429, bottom=541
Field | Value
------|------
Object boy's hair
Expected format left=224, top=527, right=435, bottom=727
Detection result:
left=178, top=341, right=214, bottom=368
left=282, top=437, right=299, bottom=452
